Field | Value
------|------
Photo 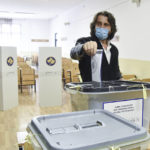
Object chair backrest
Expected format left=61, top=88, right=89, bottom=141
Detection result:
left=122, top=74, right=137, bottom=81
left=18, top=62, right=30, bottom=69
left=62, top=58, right=73, bottom=83
left=72, top=63, right=80, bottom=75
left=141, top=78, right=150, bottom=82
left=72, top=62, right=80, bottom=82
left=17, top=56, right=24, bottom=62
left=21, top=68, right=35, bottom=85
left=62, top=58, right=72, bottom=70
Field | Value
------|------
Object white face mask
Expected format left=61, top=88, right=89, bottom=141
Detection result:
left=95, top=27, right=109, bottom=40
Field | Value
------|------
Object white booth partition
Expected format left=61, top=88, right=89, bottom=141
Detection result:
left=0, top=46, right=18, bottom=110
left=38, top=47, right=62, bottom=107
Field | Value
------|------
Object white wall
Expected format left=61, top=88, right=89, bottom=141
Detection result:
left=13, top=19, right=50, bottom=57
left=49, top=0, right=150, bottom=60
left=111, top=0, right=150, bottom=61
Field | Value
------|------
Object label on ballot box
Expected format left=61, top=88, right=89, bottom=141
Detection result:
left=103, top=98, right=143, bottom=126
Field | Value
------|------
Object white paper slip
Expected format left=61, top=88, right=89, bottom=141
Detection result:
left=91, top=49, right=103, bottom=82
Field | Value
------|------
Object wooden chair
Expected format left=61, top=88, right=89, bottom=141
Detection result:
left=62, top=58, right=73, bottom=84
left=18, top=68, right=22, bottom=88
left=17, top=56, right=24, bottom=62
left=71, top=62, right=80, bottom=82
left=19, top=68, right=36, bottom=93
left=18, top=62, right=30, bottom=69
left=141, top=78, right=150, bottom=82
left=122, top=74, right=137, bottom=81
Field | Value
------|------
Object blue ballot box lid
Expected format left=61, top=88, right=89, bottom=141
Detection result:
left=66, top=80, right=150, bottom=92
left=28, top=109, right=149, bottom=150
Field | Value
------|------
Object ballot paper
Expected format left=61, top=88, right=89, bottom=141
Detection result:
left=91, top=49, right=103, bottom=82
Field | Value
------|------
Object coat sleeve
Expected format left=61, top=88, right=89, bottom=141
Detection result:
left=70, top=38, right=87, bottom=60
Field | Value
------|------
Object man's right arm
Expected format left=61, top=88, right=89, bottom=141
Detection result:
left=70, top=39, right=85, bottom=60
left=70, top=44, right=85, bottom=60
left=70, top=38, right=97, bottom=60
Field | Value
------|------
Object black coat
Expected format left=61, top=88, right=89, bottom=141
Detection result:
left=71, top=36, right=122, bottom=82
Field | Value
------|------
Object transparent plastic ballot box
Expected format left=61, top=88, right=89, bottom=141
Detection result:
left=65, top=80, right=150, bottom=129
left=27, top=109, right=150, bottom=150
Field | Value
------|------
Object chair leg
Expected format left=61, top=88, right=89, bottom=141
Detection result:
left=34, top=80, right=36, bottom=92
left=21, top=85, right=22, bottom=93
left=63, top=78, right=66, bottom=89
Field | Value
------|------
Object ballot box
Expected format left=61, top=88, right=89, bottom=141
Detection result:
left=66, top=81, right=150, bottom=129
left=27, top=109, right=150, bottom=150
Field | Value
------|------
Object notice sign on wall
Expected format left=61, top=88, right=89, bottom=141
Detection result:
left=103, top=98, right=143, bottom=126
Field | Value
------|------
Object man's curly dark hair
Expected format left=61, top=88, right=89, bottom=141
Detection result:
left=90, top=11, right=117, bottom=40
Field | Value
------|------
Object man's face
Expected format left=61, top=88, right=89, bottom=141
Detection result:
left=95, top=15, right=111, bottom=34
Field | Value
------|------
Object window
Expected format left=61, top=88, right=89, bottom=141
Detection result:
left=0, top=23, right=21, bottom=46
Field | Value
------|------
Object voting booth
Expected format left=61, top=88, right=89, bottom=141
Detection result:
left=0, top=46, right=18, bottom=110
left=38, top=47, right=62, bottom=107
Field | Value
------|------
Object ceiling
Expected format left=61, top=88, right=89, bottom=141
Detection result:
left=0, top=0, right=86, bottom=19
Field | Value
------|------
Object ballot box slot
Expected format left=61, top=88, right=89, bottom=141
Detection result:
left=46, top=120, right=103, bottom=135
